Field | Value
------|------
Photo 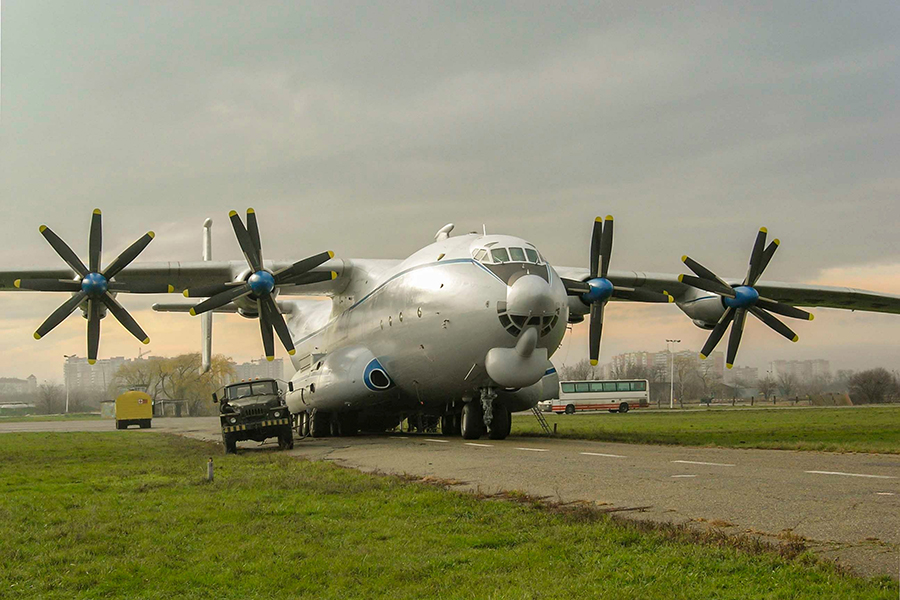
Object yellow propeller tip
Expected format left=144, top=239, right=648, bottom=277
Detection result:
left=13, top=279, right=21, bottom=288
left=288, top=349, right=296, bottom=355
left=677, top=274, right=684, bottom=282
left=183, top=289, right=191, bottom=297
left=88, top=359, right=96, bottom=365
left=93, top=208, right=102, bottom=215
left=726, top=363, right=733, bottom=369
left=668, top=295, right=675, bottom=303
left=167, top=284, right=174, bottom=293
left=594, top=216, right=603, bottom=223
left=39, top=225, right=47, bottom=233
left=328, top=251, right=335, bottom=259
left=699, top=353, right=707, bottom=360
left=773, top=239, right=780, bottom=246
left=792, top=335, right=799, bottom=342
left=189, top=308, right=197, bottom=316
left=148, top=231, right=155, bottom=239
left=331, top=271, right=338, bottom=280
left=759, top=227, right=767, bottom=233
left=228, top=210, right=238, bottom=217
left=33, top=332, right=42, bottom=340
left=247, top=208, right=255, bottom=214
left=266, top=356, right=274, bottom=362
left=589, top=359, right=598, bottom=366
left=142, top=337, right=150, bottom=345
left=605, top=215, right=613, bottom=221
left=681, top=255, right=688, bottom=263
left=808, top=313, right=815, bottom=321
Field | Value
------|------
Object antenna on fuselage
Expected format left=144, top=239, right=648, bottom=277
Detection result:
left=483, top=224, right=487, bottom=235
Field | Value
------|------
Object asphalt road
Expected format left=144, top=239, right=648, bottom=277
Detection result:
left=2, top=416, right=897, bottom=578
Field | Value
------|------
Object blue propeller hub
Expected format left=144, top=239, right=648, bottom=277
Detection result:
left=723, top=285, right=759, bottom=309
left=581, top=277, right=614, bottom=304
left=80, top=272, right=108, bottom=297
left=248, top=270, right=276, bottom=296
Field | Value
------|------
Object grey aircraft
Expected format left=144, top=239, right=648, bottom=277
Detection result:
left=3, top=209, right=899, bottom=440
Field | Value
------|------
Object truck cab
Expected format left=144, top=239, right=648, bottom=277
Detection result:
left=213, top=378, right=293, bottom=454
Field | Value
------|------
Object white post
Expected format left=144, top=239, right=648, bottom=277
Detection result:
left=63, top=354, right=73, bottom=413
left=666, top=339, right=680, bottom=409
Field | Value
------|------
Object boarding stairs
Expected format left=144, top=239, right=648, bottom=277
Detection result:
left=531, top=407, right=553, bottom=435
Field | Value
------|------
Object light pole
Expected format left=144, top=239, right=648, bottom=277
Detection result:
left=666, top=339, right=681, bottom=409
left=63, top=354, right=75, bottom=413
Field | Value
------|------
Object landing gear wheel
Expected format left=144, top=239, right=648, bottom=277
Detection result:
left=618, top=402, right=629, bottom=414
left=460, top=402, right=484, bottom=440
left=224, top=433, right=237, bottom=454
left=441, top=414, right=455, bottom=436
left=337, top=413, right=359, bottom=436
left=300, top=412, right=310, bottom=437
left=488, top=405, right=511, bottom=440
left=309, top=410, right=330, bottom=438
left=565, top=404, right=575, bottom=415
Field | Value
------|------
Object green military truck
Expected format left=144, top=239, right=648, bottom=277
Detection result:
left=212, top=378, right=294, bottom=454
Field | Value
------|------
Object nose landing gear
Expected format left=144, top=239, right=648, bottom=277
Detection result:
left=460, top=388, right=511, bottom=440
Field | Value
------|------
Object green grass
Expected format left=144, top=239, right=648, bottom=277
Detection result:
left=514, top=406, right=900, bottom=453
left=0, top=413, right=102, bottom=423
left=0, top=433, right=896, bottom=599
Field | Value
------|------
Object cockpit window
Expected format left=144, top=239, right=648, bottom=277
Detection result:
left=508, top=247, right=526, bottom=262
left=525, top=248, right=539, bottom=263
left=490, top=248, right=510, bottom=263
left=473, top=249, right=488, bottom=262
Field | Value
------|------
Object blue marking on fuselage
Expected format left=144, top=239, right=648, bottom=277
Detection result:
left=544, top=367, right=557, bottom=376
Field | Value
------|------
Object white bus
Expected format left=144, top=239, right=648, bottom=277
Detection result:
left=552, top=379, right=650, bottom=414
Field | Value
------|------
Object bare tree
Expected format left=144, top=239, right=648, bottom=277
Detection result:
left=36, top=383, right=65, bottom=415
left=559, top=359, right=597, bottom=381
left=848, top=368, right=899, bottom=404
left=757, top=376, right=777, bottom=401
left=777, top=371, right=797, bottom=399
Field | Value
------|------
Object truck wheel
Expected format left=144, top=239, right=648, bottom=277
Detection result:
left=460, top=402, right=484, bottom=440
left=618, top=402, right=629, bottom=413
left=224, top=434, right=237, bottom=454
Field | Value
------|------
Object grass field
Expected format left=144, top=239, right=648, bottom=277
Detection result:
left=513, top=406, right=900, bottom=454
left=0, top=433, right=896, bottom=599
left=0, top=413, right=101, bottom=423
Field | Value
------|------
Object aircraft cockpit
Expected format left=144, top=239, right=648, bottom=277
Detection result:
left=472, top=243, right=544, bottom=265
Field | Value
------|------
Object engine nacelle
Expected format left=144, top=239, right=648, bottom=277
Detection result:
left=676, top=287, right=726, bottom=330
left=495, top=366, right=558, bottom=412
left=286, top=345, right=393, bottom=414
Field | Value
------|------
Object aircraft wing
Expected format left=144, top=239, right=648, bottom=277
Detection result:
left=554, top=267, right=900, bottom=315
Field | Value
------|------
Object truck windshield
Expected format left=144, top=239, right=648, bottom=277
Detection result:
left=226, top=381, right=277, bottom=400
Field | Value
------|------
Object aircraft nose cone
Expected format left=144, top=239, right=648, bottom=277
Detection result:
left=506, top=274, right=557, bottom=316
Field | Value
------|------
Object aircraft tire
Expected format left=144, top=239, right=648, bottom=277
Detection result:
left=488, top=406, right=510, bottom=440
left=451, top=413, right=462, bottom=436
left=337, top=412, right=359, bottom=436
left=309, top=411, right=330, bottom=438
left=460, top=402, right=484, bottom=440
left=440, top=414, right=455, bottom=436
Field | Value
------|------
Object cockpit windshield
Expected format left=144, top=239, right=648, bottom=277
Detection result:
left=225, top=380, right=278, bottom=400
left=474, top=245, right=543, bottom=265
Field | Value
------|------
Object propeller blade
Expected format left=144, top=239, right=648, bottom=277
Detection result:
left=246, top=208, right=263, bottom=266
left=744, top=227, right=767, bottom=286
left=181, top=282, right=243, bottom=298
left=599, top=215, right=614, bottom=278
left=103, top=232, right=155, bottom=279
left=101, top=292, right=150, bottom=343
left=589, top=301, right=604, bottom=365
left=561, top=277, right=591, bottom=296
left=87, top=298, right=101, bottom=364
left=678, top=274, right=736, bottom=298
left=699, top=306, right=735, bottom=359
left=748, top=306, right=798, bottom=343
left=15, top=279, right=81, bottom=292
left=273, top=251, right=334, bottom=284
left=756, top=297, right=814, bottom=321
left=229, top=210, right=262, bottom=272
left=39, top=225, right=88, bottom=277
left=751, top=240, right=779, bottom=286
left=190, top=283, right=252, bottom=316
left=107, top=281, right=174, bottom=294
left=682, top=256, right=732, bottom=291
left=278, top=270, right=338, bottom=287
left=257, top=299, right=275, bottom=361
left=725, top=307, right=747, bottom=368
left=34, top=291, right=87, bottom=339
left=612, top=286, right=673, bottom=303
left=89, top=209, right=102, bottom=273
left=261, top=295, right=295, bottom=357
left=590, top=217, right=603, bottom=279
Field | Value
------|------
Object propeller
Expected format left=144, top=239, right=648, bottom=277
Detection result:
left=185, top=209, right=336, bottom=361
left=679, top=227, right=814, bottom=369
left=561, top=216, right=673, bottom=366
left=16, top=209, right=165, bottom=364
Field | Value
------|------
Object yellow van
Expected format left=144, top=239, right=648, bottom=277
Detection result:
left=115, top=391, right=152, bottom=429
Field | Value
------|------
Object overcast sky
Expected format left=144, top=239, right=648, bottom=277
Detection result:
left=1, top=1, right=899, bottom=383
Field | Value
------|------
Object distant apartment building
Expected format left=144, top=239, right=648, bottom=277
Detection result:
left=64, top=356, right=129, bottom=396
left=0, top=375, right=38, bottom=396
left=724, top=366, right=758, bottom=385
left=231, top=358, right=284, bottom=382
left=768, top=359, right=830, bottom=382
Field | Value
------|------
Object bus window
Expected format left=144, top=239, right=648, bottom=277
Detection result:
left=602, top=382, right=616, bottom=392
left=491, top=248, right=510, bottom=264
left=524, top=248, right=539, bottom=263
left=616, top=382, right=631, bottom=392
left=509, top=247, right=527, bottom=262
left=575, top=382, right=590, bottom=393
left=561, top=382, right=575, bottom=393
left=589, top=382, right=604, bottom=392
left=632, top=381, right=646, bottom=391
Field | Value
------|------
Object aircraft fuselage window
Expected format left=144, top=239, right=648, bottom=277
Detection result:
left=525, top=248, right=539, bottom=263
left=509, top=247, right=527, bottom=262
left=491, top=248, right=510, bottom=263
